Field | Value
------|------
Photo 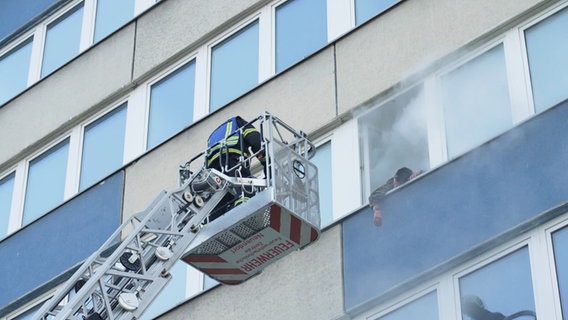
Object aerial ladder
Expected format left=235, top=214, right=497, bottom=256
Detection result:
left=34, top=112, right=320, bottom=320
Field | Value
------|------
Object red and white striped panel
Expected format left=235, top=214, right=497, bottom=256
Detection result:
left=182, top=204, right=320, bottom=285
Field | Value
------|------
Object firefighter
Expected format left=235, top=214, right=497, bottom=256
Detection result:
left=205, top=116, right=266, bottom=221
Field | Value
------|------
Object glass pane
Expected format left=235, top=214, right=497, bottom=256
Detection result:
left=460, top=247, right=536, bottom=320
left=311, top=141, right=333, bottom=227
left=209, top=21, right=259, bottom=111
left=23, top=139, right=69, bottom=224
left=377, top=291, right=438, bottom=320
left=359, top=86, right=430, bottom=194
left=355, top=0, right=400, bottom=25
left=0, top=173, right=15, bottom=237
left=552, top=225, right=568, bottom=319
left=441, top=44, right=512, bottom=158
left=525, top=7, right=568, bottom=113
left=203, top=273, right=218, bottom=290
left=275, top=0, right=327, bottom=72
left=0, top=0, right=59, bottom=41
left=41, top=3, right=84, bottom=77
left=94, top=0, right=134, bottom=42
left=147, top=60, right=196, bottom=149
left=80, top=104, right=127, bottom=191
left=140, top=261, right=187, bottom=320
left=0, top=38, right=33, bottom=105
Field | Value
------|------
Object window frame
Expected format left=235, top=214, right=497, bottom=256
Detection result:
left=517, top=1, right=568, bottom=116
left=206, top=15, right=263, bottom=112
left=74, top=99, right=129, bottom=192
left=144, top=55, right=200, bottom=151
left=19, top=135, right=73, bottom=227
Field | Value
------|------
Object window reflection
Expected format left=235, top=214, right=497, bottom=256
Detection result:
left=94, top=0, right=134, bottom=43
left=209, top=21, right=259, bottom=111
left=459, top=247, right=536, bottom=320
left=0, top=173, right=15, bottom=237
left=23, top=139, right=69, bottom=225
left=440, top=44, right=512, bottom=158
left=376, top=291, right=438, bottom=320
left=140, top=261, right=187, bottom=320
left=525, top=6, right=568, bottom=113
left=310, top=141, right=332, bottom=227
left=0, top=38, right=33, bottom=106
left=552, top=225, right=568, bottom=319
left=358, top=86, right=429, bottom=196
left=147, top=60, right=196, bottom=149
left=355, top=0, right=400, bottom=25
left=80, top=104, right=127, bottom=191
left=41, top=3, right=83, bottom=77
left=275, top=0, right=327, bottom=72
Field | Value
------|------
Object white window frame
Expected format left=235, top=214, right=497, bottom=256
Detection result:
left=205, top=13, right=264, bottom=113
left=143, top=54, right=200, bottom=151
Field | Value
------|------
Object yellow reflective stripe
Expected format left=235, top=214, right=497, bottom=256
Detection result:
left=225, top=135, right=239, bottom=146
left=243, top=127, right=258, bottom=137
left=207, top=148, right=249, bottom=166
left=234, top=196, right=250, bottom=206
left=225, top=121, right=233, bottom=138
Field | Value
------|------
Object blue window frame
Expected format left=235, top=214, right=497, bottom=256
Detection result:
left=23, top=139, right=69, bottom=225
left=0, top=37, right=33, bottom=106
left=275, top=0, right=327, bottom=72
left=41, top=3, right=84, bottom=77
left=94, top=0, right=134, bottom=43
left=0, top=173, right=15, bottom=238
left=147, top=60, right=196, bottom=149
left=441, top=44, right=512, bottom=158
left=209, top=21, right=259, bottom=111
left=80, top=104, right=127, bottom=191
left=525, top=6, right=568, bottom=113
left=355, top=0, right=400, bottom=25
left=311, top=141, right=333, bottom=227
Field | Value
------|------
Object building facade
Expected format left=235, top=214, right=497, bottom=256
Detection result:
left=1, top=0, right=568, bottom=319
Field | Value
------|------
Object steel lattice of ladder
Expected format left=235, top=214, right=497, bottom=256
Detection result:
left=34, top=112, right=321, bottom=320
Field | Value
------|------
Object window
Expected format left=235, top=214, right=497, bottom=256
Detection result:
left=0, top=173, right=15, bottom=237
left=355, top=0, right=400, bottom=25
left=359, top=86, right=429, bottom=195
left=140, top=261, right=188, bottom=320
left=552, top=225, right=568, bottom=319
left=209, top=21, right=259, bottom=111
left=41, top=3, right=84, bottom=77
left=0, top=38, right=33, bottom=106
left=459, top=247, right=536, bottom=320
left=311, top=141, right=333, bottom=227
left=147, top=60, right=196, bottom=149
left=440, top=44, right=512, bottom=158
left=275, top=0, right=327, bottom=72
left=94, top=0, right=134, bottom=43
left=375, top=291, right=438, bottom=320
left=22, top=139, right=69, bottom=225
left=0, top=0, right=59, bottom=40
left=80, top=104, right=127, bottom=191
left=524, top=6, right=568, bottom=113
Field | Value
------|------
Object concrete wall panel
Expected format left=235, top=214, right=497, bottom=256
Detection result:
left=159, top=225, right=344, bottom=320
left=0, top=24, right=135, bottom=166
left=225, top=46, right=338, bottom=135
left=335, top=0, right=543, bottom=115
left=133, top=0, right=269, bottom=80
